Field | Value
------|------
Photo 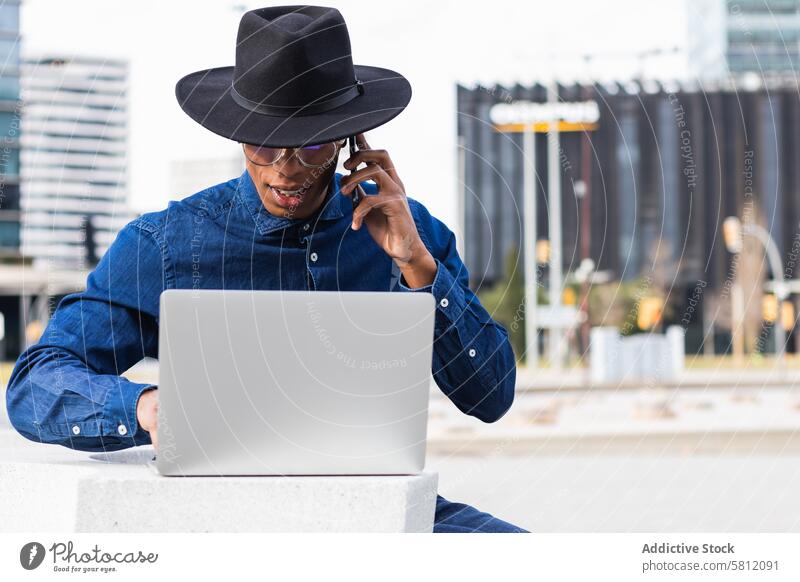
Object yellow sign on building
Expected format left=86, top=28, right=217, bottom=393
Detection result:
left=490, top=100, right=600, bottom=133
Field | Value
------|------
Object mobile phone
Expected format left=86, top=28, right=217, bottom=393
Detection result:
left=348, top=135, right=365, bottom=211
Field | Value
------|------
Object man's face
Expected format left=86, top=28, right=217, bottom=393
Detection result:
left=242, top=140, right=345, bottom=221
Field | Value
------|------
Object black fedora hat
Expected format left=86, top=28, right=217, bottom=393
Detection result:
left=175, top=5, right=412, bottom=148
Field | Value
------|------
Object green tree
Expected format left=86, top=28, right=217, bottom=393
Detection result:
left=478, top=247, right=547, bottom=363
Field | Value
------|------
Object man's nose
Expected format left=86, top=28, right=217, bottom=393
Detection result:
left=275, top=150, right=305, bottom=176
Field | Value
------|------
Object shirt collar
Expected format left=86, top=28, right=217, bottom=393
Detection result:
left=236, top=168, right=347, bottom=235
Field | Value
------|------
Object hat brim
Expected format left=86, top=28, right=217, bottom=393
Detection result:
left=175, top=64, right=411, bottom=147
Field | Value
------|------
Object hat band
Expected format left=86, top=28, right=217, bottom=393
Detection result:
left=230, top=79, right=364, bottom=117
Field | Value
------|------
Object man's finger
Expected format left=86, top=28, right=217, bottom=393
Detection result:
left=346, top=134, right=405, bottom=191
left=343, top=150, right=390, bottom=170
left=343, top=150, right=396, bottom=173
left=351, top=196, right=379, bottom=230
left=343, top=150, right=403, bottom=189
left=340, top=164, right=390, bottom=194
left=355, top=132, right=369, bottom=151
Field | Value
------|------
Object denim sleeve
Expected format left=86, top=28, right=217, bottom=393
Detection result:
left=397, top=201, right=516, bottom=423
left=5, top=219, right=167, bottom=452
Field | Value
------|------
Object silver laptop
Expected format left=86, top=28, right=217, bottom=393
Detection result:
left=155, top=289, right=435, bottom=476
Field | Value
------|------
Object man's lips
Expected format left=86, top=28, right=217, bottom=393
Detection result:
left=269, top=184, right=308, bottom=206
left=270, top=184, right=308, bottom=194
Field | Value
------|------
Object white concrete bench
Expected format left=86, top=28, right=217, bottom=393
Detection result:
left=0, top=429, right=438, bottom=532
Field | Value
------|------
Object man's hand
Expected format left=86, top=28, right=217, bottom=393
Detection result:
left=340, top=133, right=437, bottom=288
left=136, top=387, right=159, bottom=451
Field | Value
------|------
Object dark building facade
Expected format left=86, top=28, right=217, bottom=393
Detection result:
left=458, top=80, right=800, bottom=351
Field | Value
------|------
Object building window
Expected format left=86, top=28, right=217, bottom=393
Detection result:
left=0, top=75, right=19, bottom=101
left=0, top=5, right=19, bottom=33
left=0, top=217, right=20, bottom=248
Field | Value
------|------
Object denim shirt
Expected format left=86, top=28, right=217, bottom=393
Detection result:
left=5, top=169, right=516, bottom=452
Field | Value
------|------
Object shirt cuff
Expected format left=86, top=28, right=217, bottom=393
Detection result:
left=397, top=259, right=467, bottom=334
left=100, top=381, right=155, bottom=445
left=37, top=381, right=155, bottom=447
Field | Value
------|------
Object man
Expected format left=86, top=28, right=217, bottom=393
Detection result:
left=5, top=5, right=526, bottom=533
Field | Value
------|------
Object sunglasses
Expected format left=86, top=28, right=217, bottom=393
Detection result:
left=241, top=140, right=346, bottom=169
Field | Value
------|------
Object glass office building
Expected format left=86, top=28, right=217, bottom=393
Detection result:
left=20, top=55, right=134, bottom=268
left=0, top=0, right=21, bottom=255
left=0, top=1, right=22, bottom=359
left=689, top=0, right=800, bottom=78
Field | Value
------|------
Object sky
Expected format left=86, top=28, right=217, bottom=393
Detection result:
left=20, top=0, right=690, bottom=231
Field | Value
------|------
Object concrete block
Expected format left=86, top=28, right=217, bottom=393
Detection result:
left=590, top=327, right=621, bottom=383
left=666, top=325, right=686, bottom=375
left=0, top=431, right=438, bottom=533
left=590, top=327, right=686, bottom=384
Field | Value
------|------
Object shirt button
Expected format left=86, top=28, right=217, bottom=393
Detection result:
left=468, top=348, right=477, bottom=358
left=439, top=298, right=449, bottom=308
left=302, top=223, right=310, bottom=231
left=72, top=425, right=80, bottom=435
left=310, top=252, right=318, bottom=262
left=117, top=424, right=128, bottom=436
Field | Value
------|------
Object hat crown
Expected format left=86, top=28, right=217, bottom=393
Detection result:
left=233, top=6, right=357, bottom=111
left=174, top=4, right=412, bottom=148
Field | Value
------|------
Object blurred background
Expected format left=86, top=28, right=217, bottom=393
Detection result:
left=1, top=0, right=800, bottom=531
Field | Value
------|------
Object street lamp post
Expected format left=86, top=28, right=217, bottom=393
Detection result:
left=523, top=125, right=538, bottom=369
left=723, top=216, right=788, bottom=370
left=547, top=81, right=563, bottom=371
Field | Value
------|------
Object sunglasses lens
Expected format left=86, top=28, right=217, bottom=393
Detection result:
left=244, top=144, right=281, bottom=164
left=296, top=142, right=337, bottom=166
